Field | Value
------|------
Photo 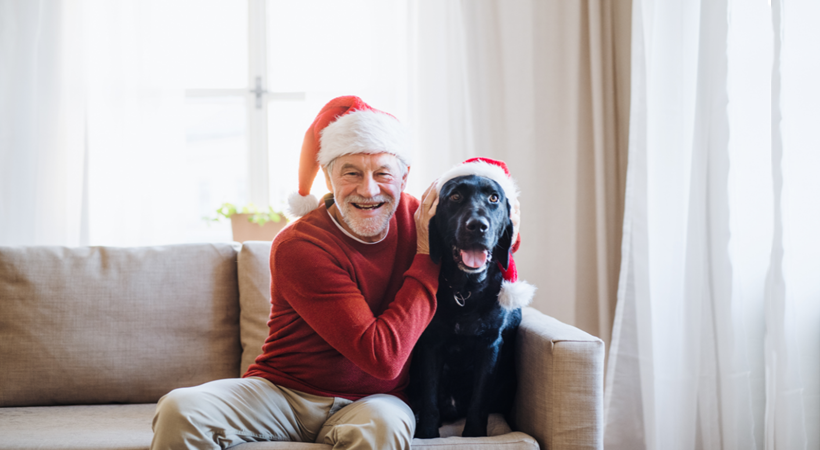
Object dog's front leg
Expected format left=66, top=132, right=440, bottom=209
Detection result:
left=413, top=341, right=444, bottom=438
left=462, top=338, right=502, bottom=437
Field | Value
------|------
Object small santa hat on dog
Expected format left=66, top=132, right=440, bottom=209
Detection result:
left=436, top=157, right=536, bottom=311
left=435, top=157, right=519, bottom=205
left=287, top=96, right=412, bottom=218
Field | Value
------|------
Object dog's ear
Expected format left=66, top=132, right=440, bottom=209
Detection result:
left=493, top=200, right=514, bottom=270
left=428, top=216, right=445, bottom=264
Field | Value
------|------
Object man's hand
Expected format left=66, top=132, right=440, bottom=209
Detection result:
left=414, top=181, right=439, bottom=255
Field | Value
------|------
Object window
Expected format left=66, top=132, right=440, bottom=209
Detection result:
left=182, top=0, right=409, bottom=243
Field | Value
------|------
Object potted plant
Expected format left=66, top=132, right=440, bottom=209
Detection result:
left=206, top=203, right=289, bottom=242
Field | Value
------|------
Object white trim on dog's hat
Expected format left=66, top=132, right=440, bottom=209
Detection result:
left=435, top=158, right=519, bottom=204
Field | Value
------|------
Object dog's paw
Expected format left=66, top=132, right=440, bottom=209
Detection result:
left=414, top=423, right=441, bottom=439
left=414, top=410, right=441, bottom=439
left=461, top=420, right=488, bottom=438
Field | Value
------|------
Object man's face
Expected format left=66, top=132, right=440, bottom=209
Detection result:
left=324, top=152, right=408, bottom=242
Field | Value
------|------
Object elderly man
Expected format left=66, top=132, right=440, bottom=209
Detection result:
left=151, top=96, right=441, bottom=450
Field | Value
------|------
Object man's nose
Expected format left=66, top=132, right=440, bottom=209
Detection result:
left=358, top=175, right=381, bottom=197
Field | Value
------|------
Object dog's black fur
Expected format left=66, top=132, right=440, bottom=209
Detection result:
left=408, top=174, right=521, bottom=438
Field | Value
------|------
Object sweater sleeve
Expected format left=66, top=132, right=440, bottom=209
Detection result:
left=272, top=239, right=439, bottom=380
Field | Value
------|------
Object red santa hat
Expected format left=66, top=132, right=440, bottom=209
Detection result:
left=287, top=96, right=411, bottom=218
left=437, top=157, right=536, bottom=311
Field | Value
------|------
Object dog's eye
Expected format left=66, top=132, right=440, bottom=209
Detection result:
left=489, top=194, right=500, bottom=203
left=449, top=193, right=462, bottom=202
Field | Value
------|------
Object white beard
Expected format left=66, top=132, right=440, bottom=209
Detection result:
left=337, top=194, right=397, bottom=238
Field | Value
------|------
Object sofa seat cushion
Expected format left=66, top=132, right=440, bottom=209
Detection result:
left=0, top=405, right=538, bottom=450
left=229, top=414, right=539, bottom=450
left=0, top=404, right=156, bottom=450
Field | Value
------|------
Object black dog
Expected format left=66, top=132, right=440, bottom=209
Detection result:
left=408, top=174, right=528, bottom=438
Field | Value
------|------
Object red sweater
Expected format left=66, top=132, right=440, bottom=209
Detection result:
left=244, top=193, right=440, bottom=402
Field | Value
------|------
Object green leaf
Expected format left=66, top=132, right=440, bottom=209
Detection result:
left=203, top=202, right=288, bottom=225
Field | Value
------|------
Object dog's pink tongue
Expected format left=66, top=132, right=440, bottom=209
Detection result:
left=460, top=249, right=488, bottom=268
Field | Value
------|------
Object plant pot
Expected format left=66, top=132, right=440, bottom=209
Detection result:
left=230, top=214, right=287, bottom=242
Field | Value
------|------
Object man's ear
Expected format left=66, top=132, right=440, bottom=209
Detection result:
left=492, top=199, right=513, bottom=270
left=323, top=167, right=333, bottom=192
left=428, top=216, right=444, bottom=265
left=401, top=165, right=410, bottom=192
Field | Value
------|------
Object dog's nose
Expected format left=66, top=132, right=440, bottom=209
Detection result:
left=465, top=217, right=489, bottom=233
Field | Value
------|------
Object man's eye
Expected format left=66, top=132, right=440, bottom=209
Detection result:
left=489, top=194, right=499, bottom=203
left=450, top=193, right=462, bottom=202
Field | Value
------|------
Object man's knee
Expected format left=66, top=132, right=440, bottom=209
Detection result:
left=365, top=395, right=415, bottom=437
left=153, top=387, right=207, bottom=431
left=319, top=394, right=415, bottom=449
left=154, top=388, right=202, bottom=426
left=152, top=386, right=220, bottom=450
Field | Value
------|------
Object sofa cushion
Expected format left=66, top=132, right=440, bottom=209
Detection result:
left=0, top=243, right=242, bottom=407
left=0, top=404, right=156, bottom=450
left=0, top=405, right=537, bottom=450
left=237, top=241, right=275, bottom=376
left=230, top=414, right=537, bottom=449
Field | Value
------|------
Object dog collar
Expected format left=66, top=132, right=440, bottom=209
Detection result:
left=442, top=276, right=472, bottom=307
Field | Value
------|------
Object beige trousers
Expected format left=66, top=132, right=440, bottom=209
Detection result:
left=151, top=377, right=415, bottom=450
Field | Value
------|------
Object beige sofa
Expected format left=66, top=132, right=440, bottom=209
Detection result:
left=0, top=242, right=604, bottom=450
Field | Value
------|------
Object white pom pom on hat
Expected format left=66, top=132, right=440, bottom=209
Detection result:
left=286, top=96, right=411, bottom=219
left=286, top=191, right=320, bottom=219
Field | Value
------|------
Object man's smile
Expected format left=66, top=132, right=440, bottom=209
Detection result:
left=351, top=202, right=386, bottom=211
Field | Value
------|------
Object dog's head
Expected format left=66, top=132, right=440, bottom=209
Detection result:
left=428, top=175, right=514, bottom=274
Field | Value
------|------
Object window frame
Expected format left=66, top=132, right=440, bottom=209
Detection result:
left=184, top=0, right=305, bottom=209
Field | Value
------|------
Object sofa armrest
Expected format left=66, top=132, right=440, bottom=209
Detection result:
left=511, top=307, right=604, bottom=450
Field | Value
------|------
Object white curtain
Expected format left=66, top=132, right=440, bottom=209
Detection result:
left=410, top=0, right=631, bottom=346
left=0, top=1, right=203, bottom=247
left=604, top=0, right=820, bottom=449
left=0, top=1, right=88, bottom=245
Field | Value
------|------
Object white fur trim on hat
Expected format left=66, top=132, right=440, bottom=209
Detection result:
left=435, top=160, right=519, bottom=203
left=318, top=109, right=411, bottom=167
left=498, top=280, right=536, bottom=311
left=286, top=191, right=320, bottom=219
